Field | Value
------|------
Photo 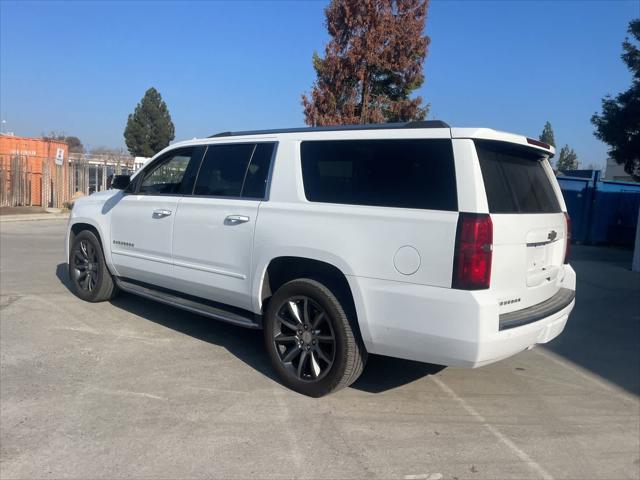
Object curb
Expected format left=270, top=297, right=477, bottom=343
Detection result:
left=0, top=214, right=70, bottom=223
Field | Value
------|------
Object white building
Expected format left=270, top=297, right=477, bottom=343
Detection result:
left=134, top=156, right=151, bottom=171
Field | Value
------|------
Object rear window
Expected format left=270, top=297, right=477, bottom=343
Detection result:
left=475, top=140, right=561, bottom=214
left=300, top=139, right=457, bottom=211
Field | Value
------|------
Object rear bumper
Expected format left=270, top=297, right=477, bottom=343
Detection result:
left=467, top=300, right=572, bottom=367
left=499, top=287, right=575, bottom=330
left=348, top=265, right=576, bottom=367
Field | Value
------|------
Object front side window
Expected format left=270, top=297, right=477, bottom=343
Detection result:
left=138, top=148, right=196, bottom=195
left=300, top=139, right=457, bottom=211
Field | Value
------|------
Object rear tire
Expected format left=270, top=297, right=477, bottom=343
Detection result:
left=263, top=278, right=366, bottom=397
left=69, top=230, right=118, bottom=302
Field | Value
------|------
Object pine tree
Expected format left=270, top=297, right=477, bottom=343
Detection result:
left=124, top=87, right=175, bottom=157
left=556, top=145, right=579, bottom=173
left=302, top=0, right=430, bottom=126
left=539, top=121, right=556, bottom=147
left=591, top=19, right=640, bottom=181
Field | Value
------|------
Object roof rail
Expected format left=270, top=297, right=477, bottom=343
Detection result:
left=208, top=120, right=449, bottom=138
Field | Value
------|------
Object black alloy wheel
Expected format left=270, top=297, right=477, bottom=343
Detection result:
left=272, top=295, right=336, bottom=382
left=72, top=238, right=100, bottom=292
left=264, top=278, right=366, bottom=397
left=68, top=230, right=118, bottom=302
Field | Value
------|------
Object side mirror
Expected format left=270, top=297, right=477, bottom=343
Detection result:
left=110, top=175, right=131, bottom=190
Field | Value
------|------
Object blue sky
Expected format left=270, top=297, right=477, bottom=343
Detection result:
left=1, top=0, right=638, bottom=168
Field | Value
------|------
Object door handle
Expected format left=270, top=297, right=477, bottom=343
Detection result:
left=225, top=214, right=250, bottom=225
left=152, top=209, right=172, bottom=219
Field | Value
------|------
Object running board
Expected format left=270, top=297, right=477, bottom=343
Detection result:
left=115, top=278, right=261, bottom=329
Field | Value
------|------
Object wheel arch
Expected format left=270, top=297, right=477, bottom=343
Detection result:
left=257, top=255, right=369, bottom=347
left=67, top=220, right=115, bottom=274
left=69, top=221, right=103, bottom=252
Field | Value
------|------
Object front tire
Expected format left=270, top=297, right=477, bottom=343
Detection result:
left=69, top=230, right=118, bottom=302
left=264, top=278, right=366, bottom=397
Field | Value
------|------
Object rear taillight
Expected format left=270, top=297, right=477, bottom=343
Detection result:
left=564, top=212, right=571, bottom=264
left=452, top=213, right=493, bottom=290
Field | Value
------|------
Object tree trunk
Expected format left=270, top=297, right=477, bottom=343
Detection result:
left=359, top=69, right=369, bottom=124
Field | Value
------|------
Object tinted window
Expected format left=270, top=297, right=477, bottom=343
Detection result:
left=194, top=144, right=255, bottom=197
left=475, top=141, right=561, bottom=213
left=241, top=143, right=275, bottom=199
left=300, top=139, right=457, bottom=211
left=193, top=143, right=275, bottom=199
left=138, top=148, right=196, bottom=195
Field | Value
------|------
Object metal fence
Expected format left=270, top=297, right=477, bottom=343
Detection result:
left=558, top=171, right=640, bottom=245
left=68, top=154, right=136, bottom=196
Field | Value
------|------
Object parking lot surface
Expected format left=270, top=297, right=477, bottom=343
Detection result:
left=1, top=219, right=639, bottom=480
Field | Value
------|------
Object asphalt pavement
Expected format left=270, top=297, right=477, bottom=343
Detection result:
left=1, top=219, right=638, bottom=480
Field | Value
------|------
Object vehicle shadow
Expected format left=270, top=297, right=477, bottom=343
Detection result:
left=351, top=356, right=444, bottom=393
left=542, top=246, right=640, bottom=396
left=56, top=262, right=75, bottom=293
left=55, top=263, right=442, bottom=393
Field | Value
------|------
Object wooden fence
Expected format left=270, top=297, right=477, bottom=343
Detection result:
left=0, top=156, right=33, bottom=207
left=0, top=154, right=135, bottom=208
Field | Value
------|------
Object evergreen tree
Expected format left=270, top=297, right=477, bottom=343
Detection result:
left=302, top=0, right=430, bottom=125
left=539, top=121, right=555, bottom=147
left=124, top=87, right=175, bottom=157
left=591, top=19, right=640, bottom=181
left=556, top=145, right=579, bottom=173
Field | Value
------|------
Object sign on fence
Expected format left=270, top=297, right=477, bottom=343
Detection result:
left=55, top=148, right=65, bottom=166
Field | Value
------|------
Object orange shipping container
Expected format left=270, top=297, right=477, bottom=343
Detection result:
left=0, top=134, right=69, bottom=207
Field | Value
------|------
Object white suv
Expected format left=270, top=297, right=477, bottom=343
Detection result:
left=66, top=121, right=576, bottom=396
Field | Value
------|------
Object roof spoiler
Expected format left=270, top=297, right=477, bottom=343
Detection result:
left=208, top=120, right=450, bottom=138
left=451, top=128, right=556, bottom=157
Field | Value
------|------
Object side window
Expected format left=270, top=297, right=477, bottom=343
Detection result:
left=194, top=144, right=255, bottom=197
left=138, top=148, right=197, bottom=195
left=300, top=139, right=457, bottom=211
left=241, top=143, right=275, bottom=199
left=193, top=143, right=275, bottom=199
